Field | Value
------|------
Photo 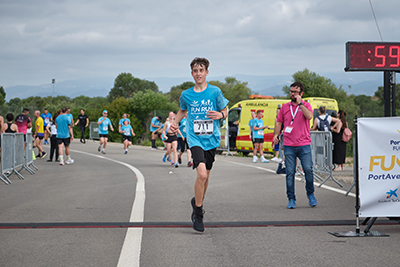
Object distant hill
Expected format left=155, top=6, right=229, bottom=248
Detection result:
left=3, top=72, right=384, bottom=101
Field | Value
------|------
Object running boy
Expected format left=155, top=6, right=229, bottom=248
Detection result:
left=171, top=57, right=229, bottom=232
left=97, top=110, right=114, bottom=154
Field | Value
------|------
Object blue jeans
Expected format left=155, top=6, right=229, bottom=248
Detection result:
left=284, top=145, right=314, bottom=200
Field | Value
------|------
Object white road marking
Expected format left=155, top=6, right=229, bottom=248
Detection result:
left=224, top=160, right=356, bottom=197
left=71, top=150, right=145, bottom=267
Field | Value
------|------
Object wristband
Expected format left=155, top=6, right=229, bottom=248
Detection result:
left=298, top=102, right=303, bottom=106
left=221, top=112, right=225, bottom=119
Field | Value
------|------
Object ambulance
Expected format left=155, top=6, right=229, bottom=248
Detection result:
left=218, top=95, right=339, bottom=155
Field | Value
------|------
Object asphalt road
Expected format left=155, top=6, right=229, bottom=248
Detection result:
left=0, top=140, right=399, bottom=267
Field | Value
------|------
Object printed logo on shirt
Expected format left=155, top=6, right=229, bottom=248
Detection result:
left=190, top=99, right=213, bottom=115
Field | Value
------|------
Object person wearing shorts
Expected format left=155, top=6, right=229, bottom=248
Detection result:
left=251, top=110, right=269, bottom=163
left=119, top=120, right=135, bottom=154
left=150, top=115, right=162, bottom=149
left=248, top=111, right=256, bottom=147
left=55, top=107, right=74, bottom=166
left=171, top=57, right=229, bottom=232
left=178, top=111, right=193, bottom=167
left=97, top=110, right=114, bottom=154
left=41, top=108, right=52, bottom=145
left=34, top=110, right=47, bottom=159
left=162, top=112, right=182, bottom=168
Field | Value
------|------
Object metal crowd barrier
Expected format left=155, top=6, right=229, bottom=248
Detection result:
left=25, top=133, right=38, bottom=174
left=0, top=132, right=38, bottom=185
left=89, top=122, right=100, bottom=141
left=310, top=131, right=343, bottom=187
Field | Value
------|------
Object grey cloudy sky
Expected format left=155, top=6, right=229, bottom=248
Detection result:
left=1, top=0, right=399, bottom=88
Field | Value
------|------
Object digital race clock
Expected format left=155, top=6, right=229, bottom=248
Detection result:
left=345, top=42, right=400, bottom=71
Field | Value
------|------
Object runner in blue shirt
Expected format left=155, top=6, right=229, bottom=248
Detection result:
left=119, top=120, right=135, bottom=154
left=97, top=110, right=114, bottom=154
left=118, top=113, right=131, bottom=132
left=252, top=110, right=269, bottom=163
left=177, top=112, right=193, bottom=167
left=41, top=108, right=52, bottom=145
left=150, top=115, right=162, bottom=149
left=171, top=57, right=229, bottom=232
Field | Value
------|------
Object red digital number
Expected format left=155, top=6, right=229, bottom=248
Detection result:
left=389, top=46, right=400, bottom=67
left=375, top=45, right=385, bottom=67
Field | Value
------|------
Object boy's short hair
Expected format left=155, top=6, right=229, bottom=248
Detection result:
left=319, top=106, right=326, bottom=114
left=190, top=57, right=210, bottom=70
left=62, top=107, right=68, bottom=113
left=22, top=108, right=30, bottom=113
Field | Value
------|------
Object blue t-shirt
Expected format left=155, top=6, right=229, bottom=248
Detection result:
left=98, top=117, right=112, bottom=134
left=179, top=84, right=229, bottom=150
left=150, top=117, right=160, bottom=132
left=252, top=118, right=265, bottom=139
left=179, top=118, right=187, bottom=138
left=66, top=114, right=73, bottom=123
left=248, top=118, right=255, bottom=136
left=55, top=114, right=71, bottom=139
left=41, top=113, right=52, bottom=126
left=121, top=124, right=132, bottom=136
left=119, top=118, right=131, bottom=125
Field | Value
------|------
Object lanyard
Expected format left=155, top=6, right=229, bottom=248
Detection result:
left=290, top=104, right=300, bottom=125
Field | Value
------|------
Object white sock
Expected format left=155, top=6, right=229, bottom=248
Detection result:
left=59, top=155, right=64, bottom=162
left=67, top=155, right=71, bottom=161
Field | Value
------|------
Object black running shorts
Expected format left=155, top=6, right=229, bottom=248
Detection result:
left=190, top=146, right=216, bottom=170
left=57, top=138, right=71, bottom=147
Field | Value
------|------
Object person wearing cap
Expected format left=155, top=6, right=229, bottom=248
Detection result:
left=150, top=115, right=162, bottom=150
left=97, top=110, right=114, bottom=154
left=118, top=113, right=131, bottom=132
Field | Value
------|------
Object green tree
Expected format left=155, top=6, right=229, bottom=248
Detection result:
left=353, top=94, right=383, bottom=117
left=108, top=73, right=159, bottom=100
left=374, top=84, right=400, bottom=115
left=0, top=86, right=6, bottom=106
left=167, top=81, right=195, bottom=104
left=209, top=77, right=253, bottom=108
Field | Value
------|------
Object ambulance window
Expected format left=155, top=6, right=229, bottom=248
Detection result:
left=228, top=110, right=240, bottom=127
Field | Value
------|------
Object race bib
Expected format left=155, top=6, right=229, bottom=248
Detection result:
left=103, top=126, right=108, bottom=131
left=194, top=120, right=213, bottom=135
left=45, top=118, right=50, bottom=124
left=257, top=130, right=263, bottom=136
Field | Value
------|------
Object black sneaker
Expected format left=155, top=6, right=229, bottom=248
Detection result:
left=36, top=154, right=41, bottom=159
left=178, top=155, right=182, bottom=164
left=41, top=152, right=47, bottom=159
left=191, top=197, right=204, bottom=232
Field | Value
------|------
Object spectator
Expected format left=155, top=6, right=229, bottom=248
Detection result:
left=2, top=113, right=18, bottom=133
left=273, top=81, right=317, bottom=209
left=74, top=109, right=89, bottom=143
left=15, top=108, right=32, bottom=143
left=332, top=110, right=348, bottom=171
left=311, top=106, right=341, bottom=132
left=46, top=110, right=61, bottom=162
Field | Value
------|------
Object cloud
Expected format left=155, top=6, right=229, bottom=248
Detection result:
left=1, top=0, right=400, bottom=88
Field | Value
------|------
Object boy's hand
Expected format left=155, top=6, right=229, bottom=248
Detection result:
left=170, top=122, right=178, bottom=132
left=206, top=110, right=223, bottom=120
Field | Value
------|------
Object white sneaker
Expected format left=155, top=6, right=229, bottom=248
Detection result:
left=261, top=158, right=270, bottom=163
left=66, top=159, right=74, bottom=165
left=253, top=157, right=258, bottom=163
left=271, top=157, right=280, bottom=163
left=59, top=161, right=65, bottom=166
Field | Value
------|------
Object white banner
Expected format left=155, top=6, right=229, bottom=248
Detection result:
left=358, top=117, right=400, bottom=217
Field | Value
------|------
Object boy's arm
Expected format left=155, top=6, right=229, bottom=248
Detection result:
left=171, top=109, right=186, bottom=132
